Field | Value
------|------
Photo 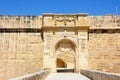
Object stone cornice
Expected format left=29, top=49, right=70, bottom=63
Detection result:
left=41, top=26, right=89, bottom=30
left=0, top=28, right=42, bottom=33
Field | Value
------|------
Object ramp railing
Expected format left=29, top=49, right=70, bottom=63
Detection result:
left=9, top=69, right=50, bottom=80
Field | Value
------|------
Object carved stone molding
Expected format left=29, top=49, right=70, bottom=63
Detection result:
left=42, top=14, right=89, bottom=27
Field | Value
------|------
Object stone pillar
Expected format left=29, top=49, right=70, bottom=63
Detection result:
left=78, top=30, right=88, bottom=72
left=75, top=47, right=79, bottom=73
left=43, top=31, right=56, bottom=72
left=43, top=32, right=51, bottom=68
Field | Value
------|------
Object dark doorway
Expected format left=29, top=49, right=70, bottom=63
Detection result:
left=57, top=58, right=67, bottom=68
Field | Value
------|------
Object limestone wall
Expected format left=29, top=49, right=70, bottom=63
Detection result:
left=0, top=16, right=42, bottom=28
left=0, top=32, right=43, bottom=80
left=88, top=15, right=120, bottom=29
left=0, top=15, right=120, bottom=29
left=88, top=32, right=120, bottom=73
left=0, top=14, right=120, bottom=79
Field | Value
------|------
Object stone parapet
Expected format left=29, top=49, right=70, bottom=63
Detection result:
left=9, top=69, right=50, bottom=80
left=88, top=15, right=120, bottom=29
left=81, top=69, right=120, bottom=80
left=0, top=14, right=120, bottom=29
left=0, top=16, right=42, bottom=28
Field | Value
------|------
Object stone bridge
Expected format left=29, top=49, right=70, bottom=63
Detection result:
left=9, top=69, right=120, bottom=80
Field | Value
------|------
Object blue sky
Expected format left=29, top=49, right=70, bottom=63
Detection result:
left=0, top=0, right=120, bottom=15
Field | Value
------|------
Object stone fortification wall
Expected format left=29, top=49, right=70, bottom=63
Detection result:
left=87, top=15, right=120, bottom=73
left=0, top=15, right=120, bottom=29
left=88, top=15, right=120, bottom=29
left=88, top=32, right=120, bottom=73
left=0, top=16, right=42, bottom=28
left=0, top=32, right=43, bottom=80
left=0, top=14, right=120, bottom=79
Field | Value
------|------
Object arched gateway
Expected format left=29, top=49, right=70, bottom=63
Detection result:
left=55, top=39, right=76, bottom=71
left=42, top=14, right=89, bottom=72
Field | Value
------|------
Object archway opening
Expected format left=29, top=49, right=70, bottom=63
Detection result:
left=57, top=58, right=67, bottom=68
left=55, top=39, right=76, bottom=72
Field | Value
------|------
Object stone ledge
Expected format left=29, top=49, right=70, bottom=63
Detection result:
left=81, top=69, right=120, bottom=80
left=9, top=69, right=50, bottom=80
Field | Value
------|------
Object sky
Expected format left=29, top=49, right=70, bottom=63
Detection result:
left=0, top=0, right=120, bottom=16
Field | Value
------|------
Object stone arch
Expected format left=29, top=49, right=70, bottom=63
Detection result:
left=54, top=38, right=77, bottom=69
left=53, top=37, right=77, bottom=51
left=54, top=38, right=77, bottom=52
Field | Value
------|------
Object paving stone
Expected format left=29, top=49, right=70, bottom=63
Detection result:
left=45, top=73, right=90, bottom=80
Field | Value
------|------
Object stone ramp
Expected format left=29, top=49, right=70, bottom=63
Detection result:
left=45, top=73, right=91, bottom=80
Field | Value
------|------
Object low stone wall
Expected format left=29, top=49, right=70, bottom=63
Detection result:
left=81, top=69, right=120, bottom=80
left=9, top=69, right=50, bottom=80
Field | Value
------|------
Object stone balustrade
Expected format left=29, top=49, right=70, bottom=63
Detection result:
left=9, top=69, right=50, bottom=80
left=81, top=69, right=120, bottom=80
